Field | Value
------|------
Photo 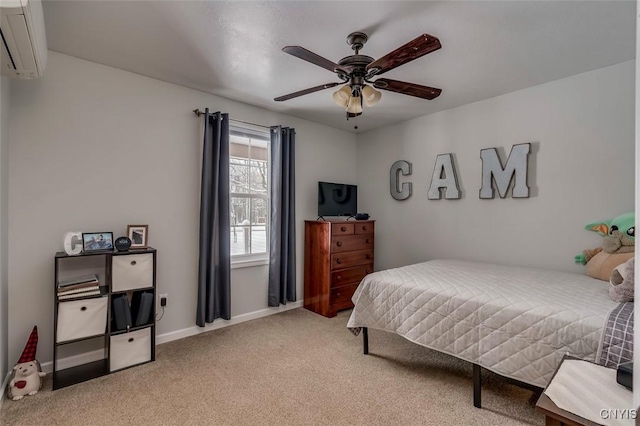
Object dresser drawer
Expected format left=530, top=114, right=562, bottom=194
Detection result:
left=112, top=253, right=154, bottom=292
left=355, top=222, right=374, bottom=235
left=330, top=283, right=359, bottom=306
left=331, top=264, right=372, bottom=287
left=331, top=249, right=373, bottom=270
left=331, top=223, right=354, bottom=236
left=331, top=234, right=374, bottom=253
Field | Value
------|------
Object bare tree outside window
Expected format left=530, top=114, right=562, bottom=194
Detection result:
left=229, top=130, right=270, bottom=260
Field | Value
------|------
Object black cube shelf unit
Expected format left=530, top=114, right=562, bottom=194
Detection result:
left=52, top=247, right=156, bottom=390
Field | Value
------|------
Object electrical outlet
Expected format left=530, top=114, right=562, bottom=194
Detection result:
left=160, top=294, right=168, bottom=307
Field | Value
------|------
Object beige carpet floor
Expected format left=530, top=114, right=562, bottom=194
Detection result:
left=1, top=308, right=544, bottom=425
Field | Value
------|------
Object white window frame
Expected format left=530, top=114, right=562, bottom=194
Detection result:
left=229, top=123, right=270, bottom=268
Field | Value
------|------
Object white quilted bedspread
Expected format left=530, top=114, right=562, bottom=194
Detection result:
left=347, top=259, right=618, bottom=387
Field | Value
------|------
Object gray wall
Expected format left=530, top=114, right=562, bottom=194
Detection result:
left=356, top=61, right=635, bottom=274
left=7, top=52, right=357, bottom=365
left=6, top=52, right=636, bottom=375
left=0, top=77, right=9, bottom=380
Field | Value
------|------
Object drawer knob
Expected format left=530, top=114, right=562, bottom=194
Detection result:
left=366, top=254, right=372, bottom=260
left=131, top=260, right=137, bottom=266
left=336, top=258, right=342, bottom=264
left=80, top=306, right=87, bottom=311
left=341, top=226, right=346, bottom=232
left=128, top=337, right=134, bottom=343
left=337, top=275, right=342, bottom=280
left=336, top=241, right=342, bottom=247
left=366, top=269, right=372, bottom=274
left=366, top=239, right=370, bottom=244
left=336, top=292, right=341, bottom=298
left=362, top=226, right=367, bottom=231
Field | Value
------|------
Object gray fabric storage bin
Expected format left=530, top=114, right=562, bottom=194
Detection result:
left=109, top=327, right=151, bottom=371
left=112, top=253, right=153, bottom=292
left=57, top=297, right=108, bottom=343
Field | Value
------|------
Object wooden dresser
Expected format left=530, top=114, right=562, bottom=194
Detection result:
left=304, top=220, right=374, bottom=317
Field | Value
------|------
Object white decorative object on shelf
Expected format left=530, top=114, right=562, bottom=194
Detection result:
left=63, top=231, right=82, bottom=255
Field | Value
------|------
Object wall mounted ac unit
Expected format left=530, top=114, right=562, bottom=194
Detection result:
left=0, top=0, right=47, bottom=79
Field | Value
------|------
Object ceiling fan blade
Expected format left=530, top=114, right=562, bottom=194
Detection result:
left=282, top=46, right=349, bottom=74
left=366, top=34, right=441, bottom=77
left=373, top=78, right=442, bottom=100
left=274, top=82, right=340, bottom=102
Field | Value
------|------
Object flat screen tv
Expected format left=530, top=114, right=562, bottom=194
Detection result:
left=318, top=182, right=357, bottom=217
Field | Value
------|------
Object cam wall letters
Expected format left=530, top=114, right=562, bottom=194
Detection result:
left=390, top=143, right=531, bottom=201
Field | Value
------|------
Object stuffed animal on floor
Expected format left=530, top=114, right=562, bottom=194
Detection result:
left=574, top=212, right=635, bottom=281
left=609, top=257, right=634, bottom=302
left=8, top=326, right=45, bottom=401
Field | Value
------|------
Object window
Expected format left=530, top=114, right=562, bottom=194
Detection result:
left=229, top=125, right=270, bottom=265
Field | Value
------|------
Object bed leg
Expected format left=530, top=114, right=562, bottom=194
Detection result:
left=473, top=364, right=482, bottom=408
left=362, top=327, right=369, bottom=355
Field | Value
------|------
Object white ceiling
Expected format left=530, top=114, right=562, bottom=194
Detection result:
left=42, top=1, right=636, bottom=133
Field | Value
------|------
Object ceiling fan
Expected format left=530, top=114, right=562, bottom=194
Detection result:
left=274, top=32, right=442, bottom=119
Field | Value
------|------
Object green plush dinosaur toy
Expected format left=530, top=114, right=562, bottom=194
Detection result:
left=575, top=212, right=635, bottom=281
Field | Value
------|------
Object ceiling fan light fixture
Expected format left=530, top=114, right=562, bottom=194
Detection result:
left=362, top=85, right=382, bottom=107
left=346, top=95, right=363, bottom=114
left=332, top=85, right=352, bottom=107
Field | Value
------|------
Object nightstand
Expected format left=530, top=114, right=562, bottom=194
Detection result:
left=536, top=393, right=600, bottom=426
left=536, top=357, right=634, bottom=426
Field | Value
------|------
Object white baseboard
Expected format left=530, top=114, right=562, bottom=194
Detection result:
left=156, top=301, right=303, bottom=344
left=39, top=301, right=304, bottom=374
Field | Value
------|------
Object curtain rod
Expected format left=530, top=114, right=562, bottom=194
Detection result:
left=192, top=109, right=272, bottom=130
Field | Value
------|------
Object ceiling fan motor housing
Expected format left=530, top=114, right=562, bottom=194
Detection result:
left=338, top=55, right=374, bottom=69
left=337, top=56, right=373, bottom=92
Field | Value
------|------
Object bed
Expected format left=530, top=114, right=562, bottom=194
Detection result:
left=347, top=259, right=633, bottom=406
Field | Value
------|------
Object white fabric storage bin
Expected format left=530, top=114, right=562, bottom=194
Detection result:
left=112, top=253, right=153, bottom=292
left=109, top=327, right=151, bottom=372
left=57, top=297, right=108, bottom=343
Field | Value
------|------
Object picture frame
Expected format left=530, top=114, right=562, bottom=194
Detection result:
left=127, top=225, right=149, bottom=249
left=82, top=232, right=114, bottom=252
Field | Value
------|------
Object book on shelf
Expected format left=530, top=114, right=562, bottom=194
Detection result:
left=57, top=285, right=101, bottom=296
left=56, top=281, right=99, bottom=292
left=57, top=274, right=99, bottom=288
left=112, top=294, right=133, bottom=331
left=58, top=290, right=102, bottom=300
left=132, top=291, right=153, bottom=327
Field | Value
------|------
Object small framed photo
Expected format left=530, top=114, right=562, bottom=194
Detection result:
left=82, top=232, right=114, bottom=252
left=127, top=225, right=149, bottom=249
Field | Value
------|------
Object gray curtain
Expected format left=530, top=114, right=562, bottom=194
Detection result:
left=268, top=126, right=296, bottom=306
left=197, top=109, right=231, bottom=326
